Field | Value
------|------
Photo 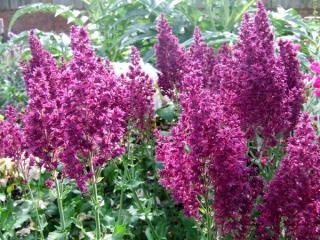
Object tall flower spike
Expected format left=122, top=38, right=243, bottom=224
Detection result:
left=155, top=13, right=186, bottom=98
left=22, top=31, right=59, bottom=99
left=187, top=27, right=216, bottom=90
left=255, top=1, right=274, bottom=59
left=257, top=113, right=320, bottom=240
left=279, top=39, right=304, bottom=131
left=22, top=32, right=62, bottom=171
left=59, top=27, right=126, bottom=191
left=123, top=46, right=155, bottom=130
left=157, top=61, right=257, bottom=238
left=220, top=2, right=292, bottom=142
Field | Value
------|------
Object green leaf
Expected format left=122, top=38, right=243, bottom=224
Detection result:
left=226, top=0, right=256, bottom=31
left=47, top=231, right=68, bottom=240
left=156, top=104, right=177, bottom=122
left=145, top=227, right=154, bottom=240
left=112, top=224, right=127, bottom=240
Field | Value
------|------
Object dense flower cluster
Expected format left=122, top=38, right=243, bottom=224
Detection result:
left=0, top=106, right=35, bottom=182
left=122, top=46, right=155, bottom=130
left=187, top=27, right=216, bottom=90
left=57, top=27, right=127, bottom=191
left=220, top=1, right=303, bottom=141
left=0, top=106, right=25, bottom=160
left=156, top=60, right=258, bottom=238
left=155, top=13, right=186, bottom=98
left=257, top=113, right=320, bottom=239
left=155, top=1, right=303, bottom=144
left=19, top=27, right=127, bottom=191
left=278, top=39, right=304, bottom=131
left=21, top=31, right=62, bottom=171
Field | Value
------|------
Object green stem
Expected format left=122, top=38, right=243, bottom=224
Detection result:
left=117, top=188, right=124, bottom=223
left=89, top=158, right=101, bottom=240
left=125, top=130, right=159, bottom=240
left=204, top=190, right=213, bottom=240
left=0, top=228, right=5, bottom=240
left=131, top=189, right=159, bottom=240
left=55, top=177, right=66, bottom=236
left=27, top=183, right=44, bottom=240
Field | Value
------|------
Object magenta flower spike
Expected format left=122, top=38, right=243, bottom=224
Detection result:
left=59, top=26, right=126, bottom=191
left=257, top=113, right=320, bottom=239
left=22, top=32, right=63, bottom=171
left=187, top=27, right=216, bottom=90
left=219, top=1, right=303, bottom=143
left=21, top=27, right=127, bottom=191
left=155, top=13, right=186, bottom=98
left=157, top=60, right=259, bottom=238
left=123, top=46, right=155, bottom=131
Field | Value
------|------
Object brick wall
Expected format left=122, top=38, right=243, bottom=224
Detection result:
left=0, top=0, right=84, bottom=37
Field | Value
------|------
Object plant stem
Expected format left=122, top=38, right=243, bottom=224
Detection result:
left=89, top=157, right=101, bottom=240
left=131, top=188, right=159, bottom=240
left=27, top=183, right=44, bottom=240
left=125, top=130, right=159, bottom=240
left=54, top=177, right=66, bottom=236
left=204, top=189, right=213, bottom=240
left=0, top=226, right=5, bottom=240
left=117, top=188, right=124, bottom=223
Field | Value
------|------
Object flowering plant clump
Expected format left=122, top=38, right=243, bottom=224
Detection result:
left=2, top=0, right=320, bottom=238
left=219, top=2, right=303, bottom=142
left=155, top=1, right=310, bottom=239
left=257, top=113, right=320, bottom=239
left=156, top=59, right=260, bottom=238
left=58, top=27, right=126, bottom=191
left=20, top=27, right=128, bottom=191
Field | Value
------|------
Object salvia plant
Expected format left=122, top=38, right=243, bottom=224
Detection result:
left=0, top=1, right=319, bottom=239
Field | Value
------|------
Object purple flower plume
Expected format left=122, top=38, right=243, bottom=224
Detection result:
left=59, top=27, right=126, bottom=191
left=157, top=60, right=259, bottom=238
left=220, top=1, right=303, bottom=142
left=122, top=46, right=155, bottom=130
left=22, top=31, right=62, bottom=170
left=187, top=27, right=216, bottom=90
left=21, top=27, right=127, bottom=191
left=257, top=113, right=320, bottom=239
left=155, top=13, right=186, bottom=98
left=0, top=106, right=25, bottom=160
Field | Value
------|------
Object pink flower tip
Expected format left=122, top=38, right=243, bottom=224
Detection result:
left=313, top=76, right=320, bottom=88
left=311, top=61, right=320, bottom=74
left=292, top=44, right=301, bottom=51
left=313, top=89, right=320, bottom=97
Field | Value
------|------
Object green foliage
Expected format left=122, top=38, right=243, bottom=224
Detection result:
left=270, top=7, right=320, bottom=68
left=0, top=37, right=26, bottom=109
left=8, top=0, right=254, bottom=61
